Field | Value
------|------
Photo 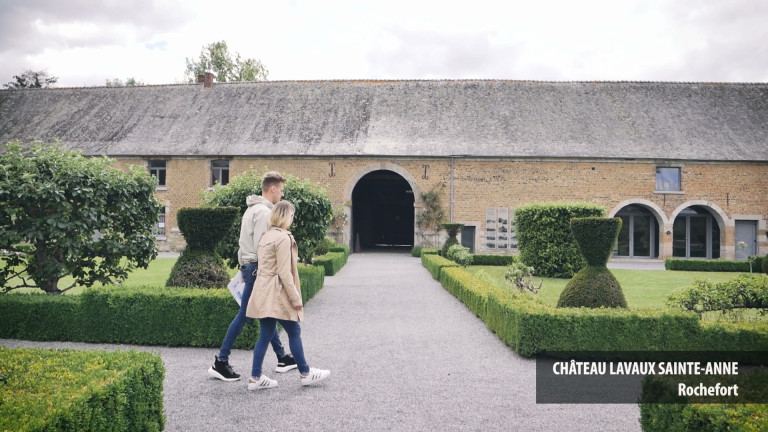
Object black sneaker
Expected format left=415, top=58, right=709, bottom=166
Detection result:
left=208, top=356, right=241, bottom=381
left=275, top=354, right=298, bottom=373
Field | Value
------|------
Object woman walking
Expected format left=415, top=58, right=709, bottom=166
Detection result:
left=246, top=200, right=330, bottom=389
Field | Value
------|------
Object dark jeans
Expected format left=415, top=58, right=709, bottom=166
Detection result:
left=252, top=317, right=309, bottom=377
left=216, top=262, right=286, bottom=361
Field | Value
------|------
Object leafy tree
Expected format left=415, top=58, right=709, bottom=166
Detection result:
left=3, top=70, right=58, bottom=89
left=105, top=77, right=145, bottom=87
left=202, top=168, right=333, bottom=265
left=416, top=183, right=446, bottom=248
left=0, top=140, right=163, bottom=294
left=184, top=40, right=268, bottom=83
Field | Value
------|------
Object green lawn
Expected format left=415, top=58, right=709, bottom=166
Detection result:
left=469, top=266, right=744, bottom=309
left=5, top=258, right=238, bottom=295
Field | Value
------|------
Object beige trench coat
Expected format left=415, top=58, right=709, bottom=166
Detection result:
left=245, top=227, right=304, bottom=322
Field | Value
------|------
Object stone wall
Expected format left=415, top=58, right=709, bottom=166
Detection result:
left=113, top=156, right=768, bottom=259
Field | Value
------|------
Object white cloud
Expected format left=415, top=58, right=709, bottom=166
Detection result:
left=1, top=0, right=766, bottom=86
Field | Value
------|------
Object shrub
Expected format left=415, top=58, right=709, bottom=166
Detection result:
left=411, top=246, right=423, bottom=257
left=557, top=217, right=627, bottom=308
left=329, top=244, right=350, bottom=256
left=446, top=244, right=473, bottom=267
left=504, top=261, right=542, bottom=294
left=471, top=254, right=517, bottom=266
left=557, top=266, right=628, bottom=308
left=440, top=223, right=463, bottom=257
left=666, top=259, right=752, bottom=272
left=312, top=251, right=348, bottom=276
left=312, top=236, right=336, bottom=257
left=0, top=347, right=165, bottom=432
left=666, top=274, right=768, bottom=314
left=168, top=207, right=238, bottom=288
left=421, top=253, right=459, bottom=280
left=515, top=203, right=605, bottom=278
left=421, top=248, right=440, bottom=256
left=764, top=254, right=768, bottom=274
left=0, top=264, right=323, bottom=347
left=166, top=249, right=231, bottom=288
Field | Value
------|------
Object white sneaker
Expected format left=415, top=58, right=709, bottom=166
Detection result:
left=300, top=368, right=330, bottom=386
left=247, top=375, right=278, bottom=390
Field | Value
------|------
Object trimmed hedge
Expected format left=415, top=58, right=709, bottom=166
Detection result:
left=515, top=203, right=606, bottom=278
left=411, top=246, right=423, bottom=257
left=640, top=370, right=768, bottom=431
left=666, top=258, right=759, bottom=273
left=471, top=254, right=517, bottom=266
left=0, top=265, right=324, bottom=348
left=428, top=264, right=768, bottom=358
left=0, top=347, right=164, bottom=432
left=421, top=253, right=459, bottom=280
left=421, top=248, right=440, bottom=256
left=329, top=244, right=350, bottom=256
left=312, top=251, right=348, bottom=276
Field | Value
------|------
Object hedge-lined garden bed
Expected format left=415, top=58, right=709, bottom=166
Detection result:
left=312, top=245, right=350, bottom=276
left=0, top=264, right=324, bottom=348
left=425, top=259, right=768, bottom=430
left=424, top=259, right=768, bottom=356
left=0, top=346, right=165, bottom=432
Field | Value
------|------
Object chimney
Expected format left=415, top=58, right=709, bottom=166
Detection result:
left=204, top=72, right=214, bottom=88
left=197, top=74, right=205, bottom=83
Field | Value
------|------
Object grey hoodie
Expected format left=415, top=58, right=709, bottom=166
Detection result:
left=237, top=195, right=274, bottom=266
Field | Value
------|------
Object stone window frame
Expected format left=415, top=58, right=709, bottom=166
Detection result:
left=210, top=159, right=230, bottom=186
left=654, top=166, right=682, bottom=193
left=148, top=159, right=167, bottom=189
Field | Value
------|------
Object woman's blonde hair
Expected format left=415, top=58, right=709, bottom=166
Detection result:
left=270, top=201, right=295, bottom=229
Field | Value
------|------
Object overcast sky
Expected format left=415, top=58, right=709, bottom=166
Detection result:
left=1, top=0, right=767, bottom=87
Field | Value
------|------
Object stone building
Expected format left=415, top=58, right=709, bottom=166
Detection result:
left=1, top=77, right=767, bottom=261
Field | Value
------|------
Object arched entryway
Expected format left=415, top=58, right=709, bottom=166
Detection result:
left=614, top=204, right=661, bottom=258
left=351, top=170, right=415, bottom=250
left=672, top=205, right=721, bottom=259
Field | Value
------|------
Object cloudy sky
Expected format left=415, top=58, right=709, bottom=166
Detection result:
left=1, top=0, right=767, bottom=87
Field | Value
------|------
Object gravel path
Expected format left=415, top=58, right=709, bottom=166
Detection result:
left=2, top=252, right=641, bottom=431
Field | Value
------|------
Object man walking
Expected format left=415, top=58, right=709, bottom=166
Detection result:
left=208, top=171, right=297, bottom=381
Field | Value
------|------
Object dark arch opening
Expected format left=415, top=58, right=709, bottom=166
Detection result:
left=352, top=170, right=414, bottom=251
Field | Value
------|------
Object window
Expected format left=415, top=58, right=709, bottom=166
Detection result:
left=153, top=207, right=166, bottom=238
left=655, top=167, right=681, bottom=192
left=148, top=160, right=167, bottom=186
left=211, top=160, right=230, bottom=186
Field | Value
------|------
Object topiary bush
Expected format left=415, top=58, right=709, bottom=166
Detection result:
left=557, top=217, right=627, bottom=308
left=441, top=223, right=464, bottom=256
left=167, top=207, right=238, bottom=288
left=515, top=203, right=605, bottom=278
left=177, top=207, right=240, bottom=251
left=166, top=250, right=231, bottom=288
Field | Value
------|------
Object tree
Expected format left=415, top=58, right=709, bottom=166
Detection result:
left=0, top=140, right=163, bottom=294
left=416, top=183, right=447, bottom=248
left=202, top=168, right=332, bottom=265
left=105, top=77, right=145, bottom=87
left=184, top=40, right=268, bottom=83
left=3, top=70, right=58, bottom=89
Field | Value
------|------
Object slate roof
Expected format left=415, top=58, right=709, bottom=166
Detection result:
left=1, top=80, right=767, bottom=161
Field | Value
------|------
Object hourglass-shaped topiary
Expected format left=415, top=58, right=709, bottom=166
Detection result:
left=440, top=223, right=464, bottom=257
left=166, top=206, right=239, bottom=288
left=557, top=217, right=627, bottom=308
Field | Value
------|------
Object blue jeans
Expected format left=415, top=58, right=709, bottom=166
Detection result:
left=252, top=318, right=309, bottom=377
left=217, top=262, right=286, bottom=362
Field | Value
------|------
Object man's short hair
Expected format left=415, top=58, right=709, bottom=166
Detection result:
left=262, top=171, right=286, bottom=192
